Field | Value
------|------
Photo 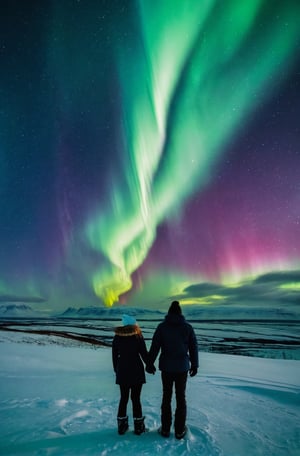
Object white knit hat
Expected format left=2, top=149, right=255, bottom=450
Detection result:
left=122, top=314, right=136, bottom=326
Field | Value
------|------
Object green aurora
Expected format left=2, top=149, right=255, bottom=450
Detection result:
left=85, top=0, right=300, bottom=306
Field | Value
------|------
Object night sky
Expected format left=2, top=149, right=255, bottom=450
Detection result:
left=1, top=0, right=300, bottom=314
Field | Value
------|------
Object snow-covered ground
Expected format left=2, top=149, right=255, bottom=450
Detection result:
left=0, top=341, right=299, bottom=456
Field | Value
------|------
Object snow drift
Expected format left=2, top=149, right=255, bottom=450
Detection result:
left=0, top=341, right=299, bottom=455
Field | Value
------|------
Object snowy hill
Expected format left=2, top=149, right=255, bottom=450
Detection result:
left=0, top=304, right=43, bottom=318
left=58, top=306, right=164, bottom=319
left=181, top=304, right=299, bottom=321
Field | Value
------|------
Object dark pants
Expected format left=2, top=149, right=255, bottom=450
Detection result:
left=161, top=371, right=188, bottom=433
left=118, top=384, right=143, bottom=418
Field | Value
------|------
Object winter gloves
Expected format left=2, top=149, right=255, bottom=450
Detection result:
left=146, top=364, right=198, bottom=377
left=146, top=364, right=156, bottom=374
left=189, top=367, right=198, bottom=377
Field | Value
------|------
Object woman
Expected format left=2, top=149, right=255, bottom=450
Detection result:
left=112, top=314, right=148, bottom=435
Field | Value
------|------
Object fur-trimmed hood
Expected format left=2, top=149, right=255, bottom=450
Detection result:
left=114, top=324, right=142, bottom=337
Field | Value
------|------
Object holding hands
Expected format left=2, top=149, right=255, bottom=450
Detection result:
left=146, top=364, right=156, bottom=375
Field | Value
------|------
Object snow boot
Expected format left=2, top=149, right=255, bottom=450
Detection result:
left=117, top=416, right=129, bottom=435
left=158, top=426, right=170, bottom=437
left=175, top=425, right=187, bottom=440
left=134, top=416, right=146, bottom=435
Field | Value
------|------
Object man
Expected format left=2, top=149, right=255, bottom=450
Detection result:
left=147, top=300, right=198, bottom=439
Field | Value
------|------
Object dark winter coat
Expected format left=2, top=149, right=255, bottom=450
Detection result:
left=148, top=314, right=199, bottom=373
left=112, top=325, right=148, bottom=386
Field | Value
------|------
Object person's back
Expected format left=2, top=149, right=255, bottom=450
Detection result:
left=151, top=312, right=197, bottom=373
left=113, top=328, right=146, bottom=386
left=112, top=315, right=148, bottom=435
left=147, top=301, right=198, bottom=439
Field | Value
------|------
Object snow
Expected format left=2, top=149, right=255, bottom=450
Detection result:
left=0, top=305, right=43, bottom=318
left=0, top=341, right=299, bottom=456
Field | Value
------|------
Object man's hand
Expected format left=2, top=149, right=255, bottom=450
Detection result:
left=146, top=364, right=156, bottom=374
left=189, top=367, right=198, bottom=377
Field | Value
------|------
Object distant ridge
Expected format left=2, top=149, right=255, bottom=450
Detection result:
left=57, top=306, right=164, bottom=319
left=0, top=304, right=43, bottom=318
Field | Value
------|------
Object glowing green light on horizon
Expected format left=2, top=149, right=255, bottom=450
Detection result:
left=180, top=295, right=226, bottom=306
left=86, top=0, right=300, bottom=306
left=280, top=283, right=300, bottom=290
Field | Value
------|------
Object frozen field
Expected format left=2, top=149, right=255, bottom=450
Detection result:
left=0, top=339, right=299, bottom=456
left=1, top=316, right=299, bottom=359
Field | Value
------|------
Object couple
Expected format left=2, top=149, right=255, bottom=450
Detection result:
left=112, top=300, right=199, bottom=439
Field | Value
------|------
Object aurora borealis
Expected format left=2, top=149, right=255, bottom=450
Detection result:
left=1, top=0, right=300, bottom=313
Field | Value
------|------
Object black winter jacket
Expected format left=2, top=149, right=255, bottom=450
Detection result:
left=149, top=314, right=198, bottom=373
left=112, top=325, right=148, bottom=386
